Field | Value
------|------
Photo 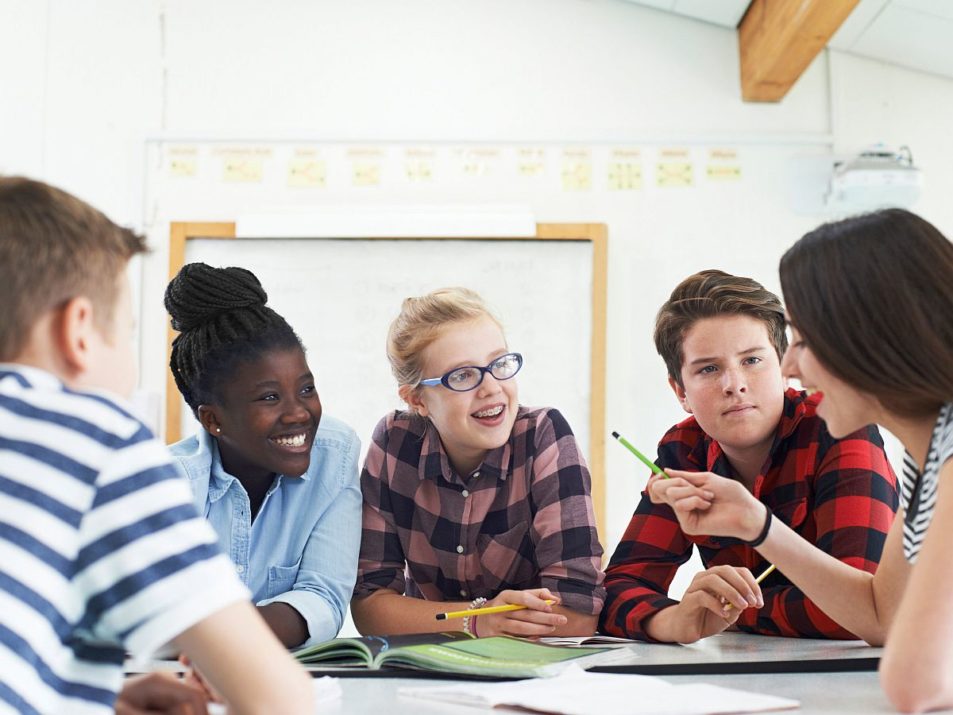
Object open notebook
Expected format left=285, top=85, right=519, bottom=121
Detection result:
left=293, top=632, right=610, bottom=678
left=399, top=664, right=799, bottom=714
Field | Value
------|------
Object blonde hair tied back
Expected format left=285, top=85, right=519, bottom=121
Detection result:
left=386, top=287, right=504, bottom=398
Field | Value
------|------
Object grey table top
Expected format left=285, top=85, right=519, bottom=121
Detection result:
left=299, top=634, right=893, bottom=714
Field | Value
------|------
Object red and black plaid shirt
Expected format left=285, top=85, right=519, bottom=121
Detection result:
left=600, top=388, right=898, bottom=640
left=355, top=406, right=605, bottom=615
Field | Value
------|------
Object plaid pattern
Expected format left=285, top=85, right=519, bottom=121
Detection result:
left=355, top=406, right=606, bottom=615
left=600, top=388, right=899, bottom=640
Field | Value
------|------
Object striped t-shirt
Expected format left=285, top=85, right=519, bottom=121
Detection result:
left=0, top=365, right=249, bottom=715
left=901, top=402, right=953, bottom=563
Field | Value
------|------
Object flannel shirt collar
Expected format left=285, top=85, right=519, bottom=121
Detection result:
left=417, top=417, right=511, bottom=484
left=704, top=387, right=811, bottom=474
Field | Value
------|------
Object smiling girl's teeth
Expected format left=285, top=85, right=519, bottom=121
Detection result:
left=474, top=405, right=504, bottom=418
left=272, top=433, right=306, bottom=447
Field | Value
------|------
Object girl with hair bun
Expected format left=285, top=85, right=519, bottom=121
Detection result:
left=351, top=287, right=605, bottom=638
left=648, top=209, right=953, bottom=712
left=165, top=262, right=362, bottom=648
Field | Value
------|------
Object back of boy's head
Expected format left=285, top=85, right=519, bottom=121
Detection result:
left=654, top=269, right=787, bottom=387
left=165, top=262, right=303, bottom=417
left=0, top=176, right=146, bottom=361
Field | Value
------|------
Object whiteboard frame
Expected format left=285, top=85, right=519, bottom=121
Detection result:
left=166, top=221, right=608, bottom=534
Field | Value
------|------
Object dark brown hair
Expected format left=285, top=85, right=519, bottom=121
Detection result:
left=0, top=176, right=146, bottom=361
left=780, top=208, right=953, bottom=418
left=654, top=269, right=787, bottom=387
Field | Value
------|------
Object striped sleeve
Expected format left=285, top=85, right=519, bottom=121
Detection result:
left=75, top=433, right=249, bottom=657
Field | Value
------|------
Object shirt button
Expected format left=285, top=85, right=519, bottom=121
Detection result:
left=456, top=545, right=464, bottom=554
left=235, top=564, right=245, bottom=575
left=461, top=489, right=469, bottom=497
left=460, top=589, right=467, bottom=597
left=472, top=471, right=480, bottom=478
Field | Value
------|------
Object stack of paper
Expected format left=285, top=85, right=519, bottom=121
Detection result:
left=398, top=664, right=798, bottom=714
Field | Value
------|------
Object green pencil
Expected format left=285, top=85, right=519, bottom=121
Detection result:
left=611, top=431, right=668, bottom=478
left=612, top=429, right=780, bottom=595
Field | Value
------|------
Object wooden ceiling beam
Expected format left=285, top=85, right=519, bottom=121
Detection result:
left=739, top=0, right=859, bottom=102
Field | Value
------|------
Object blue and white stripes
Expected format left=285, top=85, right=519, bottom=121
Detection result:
left=0, top=365, right=247, bottom=715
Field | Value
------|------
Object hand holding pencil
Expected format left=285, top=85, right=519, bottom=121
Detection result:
left=434, top=588, right=565, bottom=638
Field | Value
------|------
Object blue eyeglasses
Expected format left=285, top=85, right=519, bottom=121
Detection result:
left=419, top=352, right=523, bottom=392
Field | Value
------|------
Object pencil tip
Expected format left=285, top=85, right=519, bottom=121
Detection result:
left=435, top=614, right=446, bottom=620
left=611, top=431, right=620, bottom=439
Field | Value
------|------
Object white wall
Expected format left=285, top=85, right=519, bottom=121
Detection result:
left=2, top=0, right=950, bottom=595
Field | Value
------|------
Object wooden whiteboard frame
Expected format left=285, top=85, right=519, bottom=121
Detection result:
left=166, top=221, right=608, bottom=534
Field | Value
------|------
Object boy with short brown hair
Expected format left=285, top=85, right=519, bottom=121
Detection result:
left=0, top=176, right=312, bottom=714
left=600, top=269, right=899, bottom=643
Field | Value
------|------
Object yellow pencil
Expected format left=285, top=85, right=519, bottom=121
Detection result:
left=724, top=564, right=777, bottom=611
left=435, top=600, right=556, bottom=621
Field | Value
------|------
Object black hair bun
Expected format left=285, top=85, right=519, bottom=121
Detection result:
left=165, top=262, right=268, bottom=332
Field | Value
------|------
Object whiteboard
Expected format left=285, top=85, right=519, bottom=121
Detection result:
left=172, top=233, right=603, bottom=513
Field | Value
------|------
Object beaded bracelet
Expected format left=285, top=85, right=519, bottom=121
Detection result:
left=462, top=596, right=487, bottom=636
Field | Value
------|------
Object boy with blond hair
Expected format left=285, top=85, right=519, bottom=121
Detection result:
left=0, top=177, right=312, bottom=714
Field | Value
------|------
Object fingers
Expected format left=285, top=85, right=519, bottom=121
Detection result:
left=665, top=468, right=712, bottom=485
left=481, top=589, right=567, bottom=637
left=687, top=566, right=764, bottom=612
left=493, top=588, right=560, bottom=611
left=117, top=673, right=209, bottom=714
left=496, top=616, right=562, bottom=637
left=647, top=476, right=714, bottom=507
left=672, top=496, right=713, bottom=513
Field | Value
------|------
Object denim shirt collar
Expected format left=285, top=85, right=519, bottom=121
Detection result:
left=192, top=428, right=308, bottom=505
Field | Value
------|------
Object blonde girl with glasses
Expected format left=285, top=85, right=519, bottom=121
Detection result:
left=350, top=287, right=605, bottom=638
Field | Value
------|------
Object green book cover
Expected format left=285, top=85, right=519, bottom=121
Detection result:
left=293, top=632, right=609, bottom=678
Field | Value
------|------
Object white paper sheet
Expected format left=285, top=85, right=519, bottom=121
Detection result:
left=398, top=664, right=799, bottom=715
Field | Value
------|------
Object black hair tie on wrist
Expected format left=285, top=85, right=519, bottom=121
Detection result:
left=746, top=508, right=773, bottom=548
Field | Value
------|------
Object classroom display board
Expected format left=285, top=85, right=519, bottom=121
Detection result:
left=166, top=222, right=607, bottom=531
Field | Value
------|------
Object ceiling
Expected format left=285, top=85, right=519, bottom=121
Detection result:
left=621, top=0, right=953, bottom=80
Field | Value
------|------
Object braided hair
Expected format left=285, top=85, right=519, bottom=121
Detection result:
left=165, top=263, right=303, bottom=417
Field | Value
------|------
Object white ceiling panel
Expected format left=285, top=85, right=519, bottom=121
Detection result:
left=829, top=0, right=890, bottom=50
left=850, top=3, right=953, bottom=78
left=672, top=0, right=750, bottom=27
left=894, top=0, right=953, bottom=21
left=619, top=0, right=953, bottom=80
left=619, top=0, right=748, bottom=27
left=624, top=0, right=676, bottom=11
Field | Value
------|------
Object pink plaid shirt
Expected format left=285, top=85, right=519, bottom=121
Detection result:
left=355, top=406, right=605, bottom=614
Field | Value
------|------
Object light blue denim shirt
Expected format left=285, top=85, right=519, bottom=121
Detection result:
left=169, top=413, right=361, bottom=646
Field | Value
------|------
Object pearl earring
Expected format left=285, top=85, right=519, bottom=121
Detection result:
left=215, top=427, right=222, bottom=434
